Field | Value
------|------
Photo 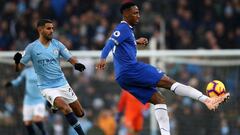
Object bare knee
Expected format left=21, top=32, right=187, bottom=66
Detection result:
left=149, top=92, right=166, bottom=105
left=157, top=75, right=176, bottom=90
left=24, top=121, right=32, bottom=126
left=69, top=101, right=85, bottom=117
left=54, top=97, right=72, bottom=114
left=32, top=116, right=44, bottom=122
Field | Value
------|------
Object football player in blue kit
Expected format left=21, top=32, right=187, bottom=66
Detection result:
left=5, top=66, right=47, bottom=135
left=14, top=19, right=86, bottom=135
left=96, top=2, right=230, bottom=135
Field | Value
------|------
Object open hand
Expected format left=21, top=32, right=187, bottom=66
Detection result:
left=96, top=59, right=106, bottom=70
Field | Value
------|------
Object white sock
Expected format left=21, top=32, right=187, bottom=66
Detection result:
left=170, top=82, right=209, bottom=103
left=154, top=104, right=170, bottom=135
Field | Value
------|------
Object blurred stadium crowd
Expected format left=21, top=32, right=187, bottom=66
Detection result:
left=1, top=0, right=240, bottom=50
left=0, top=0, right=240, bottom=135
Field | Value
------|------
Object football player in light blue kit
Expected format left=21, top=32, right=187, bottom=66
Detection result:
left=96, top=2, right=230, bottom=135
left=5, top=66, right=47, bottom=135
left=14, top=19, right=86, bottom=135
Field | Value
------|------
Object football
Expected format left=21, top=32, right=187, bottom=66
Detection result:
left=206, top=80, right=226, bottom=97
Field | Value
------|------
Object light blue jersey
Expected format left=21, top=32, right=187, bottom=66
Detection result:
left=11, top=67, right=45, bottom=105
left=20, top=39, right=72, bottom=90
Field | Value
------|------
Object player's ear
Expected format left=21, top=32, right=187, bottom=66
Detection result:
left=37, top=26, right=43, bottom=33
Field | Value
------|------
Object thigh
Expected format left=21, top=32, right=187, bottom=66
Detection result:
left=133, top=116, right=144, bottom=132
left=118, top=84, right=157, bottom=104
left=61, top=86, right=78, bottom=104
left=125, top=114, right=143, bottom=132
left=69, top=100, right=84, bottom=117
left=148, top=92, right=166, bottom=105
left=23, top=104, right=33, bottom=121
left=32, top=103, right=46, bottom=120
left=119, top=63, right=164, bottom=87
left=41, top=84, right=78, bottom=106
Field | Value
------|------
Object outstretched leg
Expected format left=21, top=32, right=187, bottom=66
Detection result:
left=157, top=75, right=230, bottom=110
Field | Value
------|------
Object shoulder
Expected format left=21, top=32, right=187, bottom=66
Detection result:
left=24, top=40, right=38, bottom=51
left=112, top=23, right=131, bottom=37
left=115, top=23, right=129, bottom=31
left=52, top=39, right=65, bottom=47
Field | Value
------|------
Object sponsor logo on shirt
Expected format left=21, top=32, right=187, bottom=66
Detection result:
left=37, top=58, right=56, bottom=66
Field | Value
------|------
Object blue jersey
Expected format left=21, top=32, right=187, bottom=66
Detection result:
left=11, top=67, right=45, bottom=105
left=101, top=21, right=164, bottom=104
left=20, top=39, right=72, bottom=90
left=101, top=21, right=138, bottom=79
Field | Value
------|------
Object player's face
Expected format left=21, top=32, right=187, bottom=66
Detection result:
left=128, top=6, right=140, bottom=26
left=41, top=23, right=54, bottom=41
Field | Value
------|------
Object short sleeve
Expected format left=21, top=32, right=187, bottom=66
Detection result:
left=109, top=25, right=130, bottom=45
left=20, top=45, right=32, bottom=65
left=58, top=41, right=72, bottom=61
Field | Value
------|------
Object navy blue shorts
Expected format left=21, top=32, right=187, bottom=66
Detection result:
left=116, top=62, right=164, bottom=104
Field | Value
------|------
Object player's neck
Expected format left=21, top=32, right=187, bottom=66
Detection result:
left=39, top=37, right=50, bottom=47
left=121, top=19, right=133, bottom=28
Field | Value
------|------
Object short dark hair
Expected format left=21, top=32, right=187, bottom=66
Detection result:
left=37, top=19, right=53, bottom=27
left=120, top=2, right=137, bottom=14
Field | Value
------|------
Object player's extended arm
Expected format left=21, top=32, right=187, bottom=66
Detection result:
left=68, top=57, right=86, bottom=72
left=96, top=40, right=115, bottom=70
left=14, top=52, right=25, bottom=72
left=136, top=37, right=148, bottom=46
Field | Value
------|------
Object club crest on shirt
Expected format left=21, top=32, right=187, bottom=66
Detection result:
left=113, top=31, right=120, bottom=37
left=53, top=49, right=59, bottom=55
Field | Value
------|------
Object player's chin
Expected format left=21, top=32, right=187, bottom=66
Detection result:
left=47, top=36, right=53, bottom=40
left=134, top=21, right=139, bottom=25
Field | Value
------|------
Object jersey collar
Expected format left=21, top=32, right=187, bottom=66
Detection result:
left=121, top=21, right=133, bottom=29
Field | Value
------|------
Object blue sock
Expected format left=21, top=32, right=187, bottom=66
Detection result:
left=35, top=122, right=46, bottom=135
left=25, top=125, right=35, bottom=135
left=65, top=112, right=85, bottom=135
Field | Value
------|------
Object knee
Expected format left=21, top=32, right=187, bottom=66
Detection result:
left=157, top=96, right=166, bottom=104
left=58, top=104, right=72, bottom=114
left=24, top=121, right=32, bottom=126
left=32, top=116, right=44, bottom=122
left=150, top=92, right=166, bottom=105
left=76, top=109, right=85, bottom=117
